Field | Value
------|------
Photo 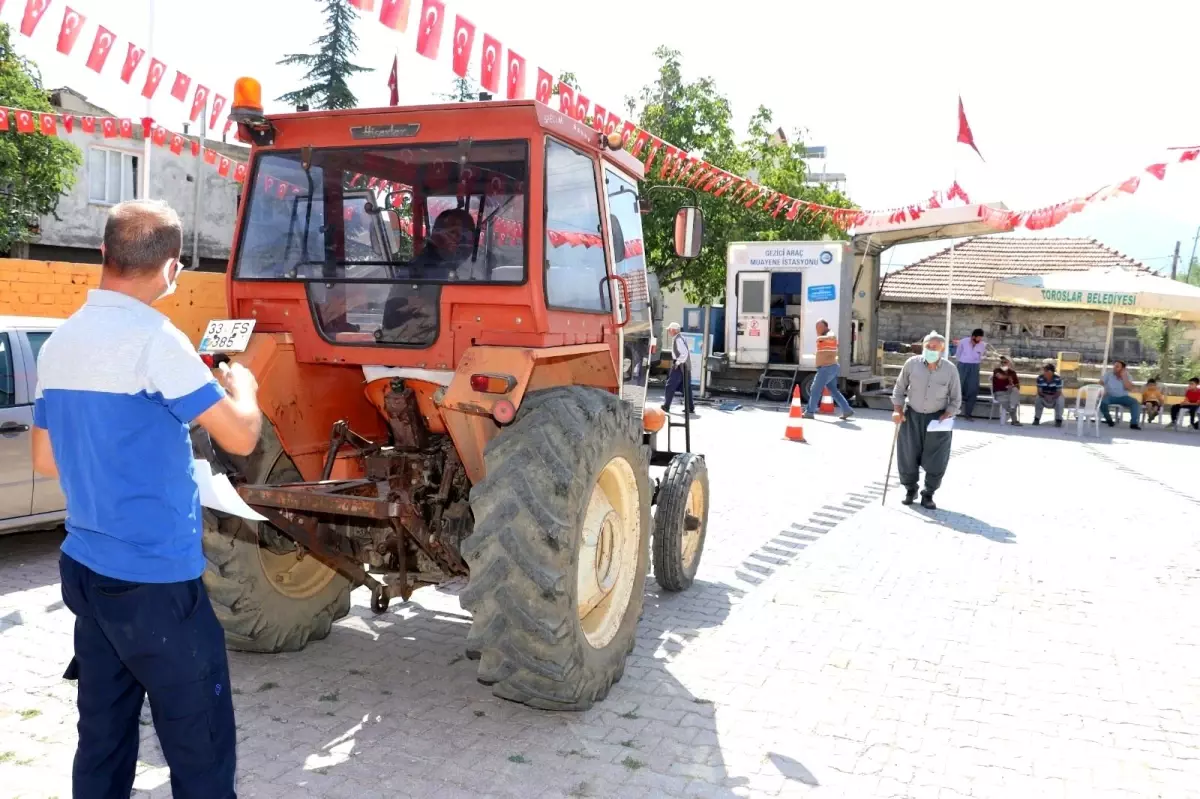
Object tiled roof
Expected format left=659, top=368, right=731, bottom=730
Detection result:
left=881, top=236, right=1150, bottom=303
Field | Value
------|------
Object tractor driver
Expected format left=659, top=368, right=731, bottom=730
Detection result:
left=412, top=208, right=480, bottom=279
left=381, top=208, right=478, bottom=342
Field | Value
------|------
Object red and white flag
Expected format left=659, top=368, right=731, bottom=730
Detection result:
left=348, top=0, right=375, bottom=9
left=170, top=72, right=191, bottom=103
left=415, top=0, right=445, bottom=60
left=80, top=115, right=95, bottom=133
left=378, top=0, right=409, bottom=30
left=0, top=110, right=9, bottom=131
left=223, top=118, right=233, bottom=139
left=119, top=118, right=133, bottom=138
left=190, top=140, right=201, bottom=157
left=620, top=120, right=636, bottom=147
left=605, top=112, right=621, bottom=137
left=142, top=58, right=166, bottom=99
left=557, top=82, right=574, bottom=115
left=591, top=104, right=607, bottom=133
left=573, top=94, right=589, bottom=123
left=450, top=14, right=474, bottom=78
left=535, top=68, right=552, bottom=105
left=233, top=163, right=247, bottom=183
left=21, top=0, right=51, bottom=37
left=203, top=147, right=217, bottom=165
left=479, top=34, right=501, bottom=94
left=38, top=113, right=57, bottom=136
left=209, top=95, right=226, bottom=129
left=957, top=96, right=984, bottom=161
left=56, top=7, right=86, bottom=55
left=86, top=26, right=115, bottom=73
left=15, top=110, right=35, bottom=134
left=140, top=117, right=153, bottom=137
left=170, top=133, right=185, bottom=155
left=506, top=50, right=525, bottom=100
left=190, top=85, right=209, bottom=123
left=388, top=56, right=399, bottom=106
left=101, top=117, right=117, bottom=138
left=61, top=113, right=73, bottom=133
left=121, top=44, right=145, bottom=84
left=218, top=156, right=231, bottom=177
left=152, top=126, right=168, bottom=147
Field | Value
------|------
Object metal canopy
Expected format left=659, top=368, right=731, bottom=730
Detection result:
left=851, top=203, right=1009, bottom=255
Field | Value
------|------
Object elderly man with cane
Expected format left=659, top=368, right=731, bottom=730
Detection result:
left=660, top=321, right=695, bottom=416
left=890, top=331, right=962, bottom=510
left=30, top=200, right=262, bottom=798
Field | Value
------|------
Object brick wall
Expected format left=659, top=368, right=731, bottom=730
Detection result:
left=0, top=259, right=227, bottom=346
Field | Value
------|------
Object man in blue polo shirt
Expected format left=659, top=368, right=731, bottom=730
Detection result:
left=31, top=200, right=264, bottom=799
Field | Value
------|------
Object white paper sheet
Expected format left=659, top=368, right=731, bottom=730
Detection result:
left=926, top=417, right=955, bottom=432
left=193, top=458, right=267, bottom=521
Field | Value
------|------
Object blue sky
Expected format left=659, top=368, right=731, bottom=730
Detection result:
left=12, top=0, right=1200, bottom=272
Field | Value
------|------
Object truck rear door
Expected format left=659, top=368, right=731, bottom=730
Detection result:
left=734, top=271, right=770, bottom=365
left=0, top=331, right=33, bottom=522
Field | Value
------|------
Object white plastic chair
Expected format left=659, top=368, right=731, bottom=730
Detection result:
left=1070, top=384, right=1104, bottom=437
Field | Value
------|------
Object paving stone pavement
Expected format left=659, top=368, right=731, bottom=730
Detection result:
left=2, top=403, right=1200, bottom=798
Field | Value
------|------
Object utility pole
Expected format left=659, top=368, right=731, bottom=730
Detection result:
left=1163, top=241, right=1182, bottom=381
left=1171, top=240, right=1181, bottom=280
left=1188, top=225, right=1199, bottom=284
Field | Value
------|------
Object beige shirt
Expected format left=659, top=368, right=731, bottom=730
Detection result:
left=892, top=355, right=962, bottom=416
left=815, top=334, right=838, bottom=367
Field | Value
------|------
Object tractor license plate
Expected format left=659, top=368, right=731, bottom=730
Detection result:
left=198, top=319, right=256, bottom=354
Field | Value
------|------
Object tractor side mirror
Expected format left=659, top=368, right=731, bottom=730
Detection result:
left=673, top=206, right=704, bottom=259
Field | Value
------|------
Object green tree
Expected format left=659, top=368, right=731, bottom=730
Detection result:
left=440, top=76, right=476, bottom=103
left=0, top=24, right=80, bottom=254
left=277, top=0, right=372, bottom=110
left=630, top=47, right=854, bottom=304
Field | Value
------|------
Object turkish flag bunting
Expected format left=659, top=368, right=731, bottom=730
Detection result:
left=191, top=140, right=201, bottom=157
left=1179, top=149, right=1200, bottom=163
left=479, top=34, right=501, bottom=93
left=415, top=0, right=446, bottom=60
left=170, top=133, right=184, bottom=155
left=263, top=176, right=275, bottom=194
left=449, top=15, right=475, bottom=77
left=772, top=195, right=789, bottom=218
left=86, top=26, right=115, bottom=73
left=1118, top=176, right=1140, bottom=194
left=170, top=72, right=192, bottom=103
left=746, top=189, right=767, bottom=209
left=687, top=163, right=708, bottom=188
left=141, top=117, right=153, bottom=137
left=142, top=59, right=167, bottom=99
left=223, top=118, right=233, bottom=139
left=1146, top=163, right=1167, bottom=180
left=101, top=117, right=116, bottom=138
left=121, top=44, right=145, bottom=84
left=21, top=0, right=51, bottom=37
left=152, top=127, right=168, bottom=147
left=62, top=114, right=73, bottom=133
left=604, top=112, right=620, bottom=137
left=0, top=110, right=8, bottom=131
left=378, top=0, right=409, bottom=30
left=57, top=7, right=86, bottom=55
left=620, top=120, right=635, bottom=146
left=957, top=96, right=984, bottom=161
left=234, top=163, right=247, bottom=183
left=506, top=49, right=525, bottom=100
left=591, top=104, right=606, bottom=133
left=714, top=177, right=737, bottom=198
left=189, top=85, right=209, bottom=123
left=557, top=82, right=574, bottom=114
left=703, top=171, right=724, bottom=192
left=630, top=129, right=650, bottom=157
left=15, top=110, right=34, bottom=133
left=658, top=146, right=677, bottom=179
left=387, top=56, right=399, bottom=106
left=218, top=156, right=231, bottom=177
left=119, top=119, right=133, bottom=138
left=277, top=181, right=289, bottom=199
left=786, top=199, right=802, bottom=220
left=209, top=95, right=226, bottom=129
left=38, top=113, right=56, bottom=136
left=349, top=0, right=375, bottom=9
left=644, top=138, right=663, bottom=172
left=574, top=95, right=589, bottom=122
left=203, top=148, right=216, bottom=165
left=535, top=68, right=553, bottom=104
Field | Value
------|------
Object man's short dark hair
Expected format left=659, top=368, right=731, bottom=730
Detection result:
left=971, top=328, right=984, bottom=337
left=103, top=200, right=183, bottom=276
left=1114, top=360, right=1127, bottom=369
left=1190, top=377, right=1199, bottom=385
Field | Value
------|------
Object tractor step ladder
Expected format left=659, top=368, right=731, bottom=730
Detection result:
left=755, top=366, right=801, bottom=405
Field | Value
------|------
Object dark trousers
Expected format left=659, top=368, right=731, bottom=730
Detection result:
left=957, top=362, right=980, bottom=416
left=663, top=364, right=693, bottom=413
left=1171, top=403, right=1200, bottom=426
left=59, top=553, right=237, bottom=799
left=897, top=408, right=953, bottom=496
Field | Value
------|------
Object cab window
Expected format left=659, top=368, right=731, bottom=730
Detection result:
left=544, top=139, right=608, bottom=312
left=604, top=169, right=650, bottom=327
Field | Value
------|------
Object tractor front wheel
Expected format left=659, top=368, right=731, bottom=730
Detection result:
left=462, top=386, right=650, bottom=711
left=652, top=453, right=709, bottom=592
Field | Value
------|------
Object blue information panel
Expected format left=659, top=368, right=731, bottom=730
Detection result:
left=808, top=284, right=837, bottom=302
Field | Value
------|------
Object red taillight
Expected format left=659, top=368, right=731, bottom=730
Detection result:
left=493, top=399, right=516, bottom=424
left=200, top=353, right=215, bottom=368
left=470, top=373, right=515, bottom=394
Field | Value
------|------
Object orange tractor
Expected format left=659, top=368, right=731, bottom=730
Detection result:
left=191, top=79, right=710, bottom=710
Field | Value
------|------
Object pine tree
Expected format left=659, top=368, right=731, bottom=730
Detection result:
left=277, top=0, right=373, bottom=110
left=439, top=77, right=476, bottom=103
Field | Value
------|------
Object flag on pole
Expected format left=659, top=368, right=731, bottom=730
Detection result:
left=957, top=96, right=984, bottom=162
left=388, top=56, right=399, bottom=106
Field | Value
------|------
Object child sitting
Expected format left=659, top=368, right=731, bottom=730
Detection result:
left=1170, top=377, right=1200, bottom=429
left=1142, top=378, right=1164, bottom=422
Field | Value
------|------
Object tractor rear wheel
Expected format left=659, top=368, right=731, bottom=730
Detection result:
left=200, top=422, right=352, bottom=653
left=462, top=386, right=650, bottom=711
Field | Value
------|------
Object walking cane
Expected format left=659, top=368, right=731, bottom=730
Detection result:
left=882, top=417, right=901, bottom=505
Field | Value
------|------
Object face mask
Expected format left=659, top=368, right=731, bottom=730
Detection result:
left=922, top=348, right=940, bottom=363
left=158, top=260, right=180, bottom=299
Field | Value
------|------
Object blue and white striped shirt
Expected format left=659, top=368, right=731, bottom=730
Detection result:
left=34, top=289, right=225, bottom=583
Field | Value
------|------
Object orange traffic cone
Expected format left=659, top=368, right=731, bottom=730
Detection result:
left=785, top=385, right=806, bottom=442
left=819, top=387, right=835, bottom=415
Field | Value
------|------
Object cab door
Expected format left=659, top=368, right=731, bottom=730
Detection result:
left=602, top=168, right=651, bottom=411
left=735, top=271, right=770, bottom=365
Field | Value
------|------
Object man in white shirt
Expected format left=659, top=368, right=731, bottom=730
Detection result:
left=660, top=322, right=695, bottom=416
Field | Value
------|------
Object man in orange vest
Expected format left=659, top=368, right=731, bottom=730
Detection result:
left=804, top=318, right=854, bottom=420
